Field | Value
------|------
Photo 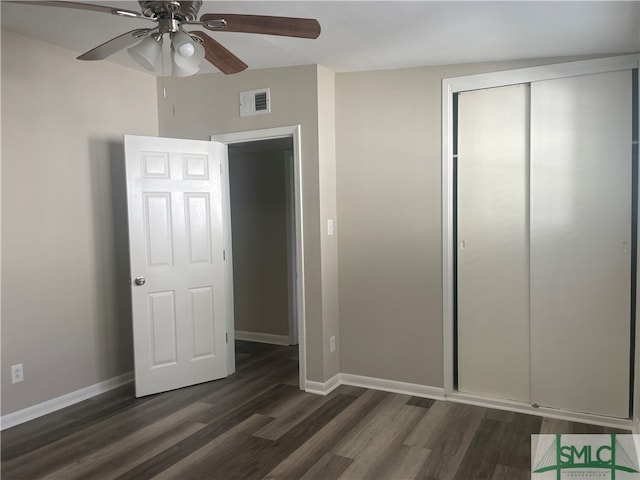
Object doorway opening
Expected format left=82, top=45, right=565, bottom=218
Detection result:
left=214, top=126, right=306, bottom=390
left=228, top=138, right=298, bottom=367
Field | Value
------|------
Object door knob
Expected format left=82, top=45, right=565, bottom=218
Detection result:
left=134, top=276, right=146, bottom=286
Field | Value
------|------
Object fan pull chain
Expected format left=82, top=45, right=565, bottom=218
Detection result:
left=161, top=40, right=168, bottom=100
left=172, top=74, right=176, bottom=116
left=158, top=38, right=176, bottom=116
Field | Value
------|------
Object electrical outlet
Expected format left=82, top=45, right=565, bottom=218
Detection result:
left=11, top=364, right=23, bottom=384
left=330, top=336, right=336, bottom=353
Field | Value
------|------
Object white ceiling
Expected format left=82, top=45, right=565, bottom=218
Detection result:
left=2, top=1, right=639, bottom=75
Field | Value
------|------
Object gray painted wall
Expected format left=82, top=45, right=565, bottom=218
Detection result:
left=1, top=30, right=158, bottom=415
left=228, top=148, right=290, bottom=337
left=0, top=26, right=601, bottom=418
left=335, top=57, right=595, bottom=387
left=317, top=67, right=340, bottom=379
left=156, top=65, right=338, bottom=382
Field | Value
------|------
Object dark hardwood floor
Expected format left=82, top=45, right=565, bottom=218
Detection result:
left=1, top=341, right=628, bottom=480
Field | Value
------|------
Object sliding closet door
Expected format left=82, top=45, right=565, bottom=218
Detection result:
left=457, top=84, right=530, bottom=402
left=530, top=71, right=632, bottom=418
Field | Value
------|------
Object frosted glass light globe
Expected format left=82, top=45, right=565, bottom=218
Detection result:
left=178, top=42, right=195, bottom=58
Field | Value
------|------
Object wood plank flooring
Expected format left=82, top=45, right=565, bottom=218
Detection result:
left=1, top=341, right=628, bottom=480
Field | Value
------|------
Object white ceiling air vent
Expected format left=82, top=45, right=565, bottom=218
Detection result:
left=239, top=88, right=271, bottom=117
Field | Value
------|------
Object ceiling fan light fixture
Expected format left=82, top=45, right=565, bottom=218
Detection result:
left=172, top=35, right=205, bottom=74
left=178, top=42, right=195, bottom=58
left=171, top=31, right=193, bottom=57
left=128, top=34, right=162, bottom=71
left=171, top=55, right=200, bottom=77
left=172, top=31, right=200, bottom=59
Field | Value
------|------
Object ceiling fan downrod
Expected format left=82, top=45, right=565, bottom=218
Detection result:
left=139, top=1, right=201, bottom=23
left=138, top=1, right=195, bottom=34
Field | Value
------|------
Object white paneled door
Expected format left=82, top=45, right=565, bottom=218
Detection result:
left=530, top=71, right=632, bottom=418
left=125, top=135, right=228, bottom=397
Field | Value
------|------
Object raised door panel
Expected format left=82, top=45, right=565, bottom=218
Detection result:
left=190, top=286, right=216, bottom=359
left=143, top=193, right=174, bottom=267
left=185, top=193, right=213, bottom=264
left=148, top=291, right=177, bottom=367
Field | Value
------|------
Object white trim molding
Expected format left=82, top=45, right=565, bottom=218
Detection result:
left=340, top=374, right=446, bottom=400
left=235, top=330, right=290, bottom=346
left=0, top=371, right=133, bottom=431
left=305, top=374, right=341, bottom=396
left=2, top=369, right=634, bottom=432
left=212, top=126, right=307, bottom=392
left=305, top=373, right=445, bottom=400
left=446, top=54, right=640, bottom=93
left=304, top=372, right=634, bottom=431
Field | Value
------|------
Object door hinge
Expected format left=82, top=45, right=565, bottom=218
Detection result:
left=223, top=249, right=226, bottom=261
left=220, top=164, right=222, bottom=176
left=226, top=332, right=228, bottom=344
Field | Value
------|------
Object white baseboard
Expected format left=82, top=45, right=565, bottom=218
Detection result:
left=235, top=330, right=290, bottom=346
left=340, top=373, right=446, bottom=400
left=633, top=416, right=640, bottom=434
left=3, top=366, right=632, bottom=432
left=305, top=374, right=341, bottom=395
left=304, top=373, right=445, bottom=400
left=303, top=373, right=633, bottom=431
left=0, top=371, right=134, bottom=431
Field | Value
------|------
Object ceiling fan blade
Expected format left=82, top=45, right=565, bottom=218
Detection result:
left=199, top=14, right=321, bottom=39
left=6, top=1, right=149, bottom=19
left=190, top=31, right=248, bottom=75
left=78, top=29, right=156, bottom=61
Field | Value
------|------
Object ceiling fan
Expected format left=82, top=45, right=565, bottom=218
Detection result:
left=12, top=1, right=321, bottom=76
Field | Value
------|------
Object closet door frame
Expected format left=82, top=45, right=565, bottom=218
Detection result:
left=441, top=54, right=640, bottom=429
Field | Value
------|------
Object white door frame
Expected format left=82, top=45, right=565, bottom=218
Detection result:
left=213, top=126, right=306, bottom=389
left=442, top=55, right=640, bottom=427
left=284, top=150, right=299, bottom=346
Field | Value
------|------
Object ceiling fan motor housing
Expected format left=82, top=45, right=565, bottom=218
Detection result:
left=139, top=1, right=202, bottom=22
